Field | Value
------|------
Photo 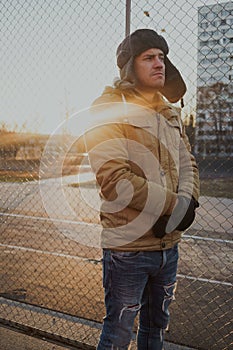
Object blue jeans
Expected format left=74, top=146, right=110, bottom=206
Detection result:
left=97, top=245, right=179, bottom=350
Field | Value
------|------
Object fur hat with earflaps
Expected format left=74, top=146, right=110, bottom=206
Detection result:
left=116, top=29, right=186, bottom=103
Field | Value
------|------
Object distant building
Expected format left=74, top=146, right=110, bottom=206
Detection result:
left=195, top=1, right=233, bottom=157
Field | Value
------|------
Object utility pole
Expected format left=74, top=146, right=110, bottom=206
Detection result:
left=125, top=0, right=131, bottom=37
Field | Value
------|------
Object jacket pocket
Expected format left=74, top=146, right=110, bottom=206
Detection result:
left=125, top=116, right=157, bottom=153
left=164, top=119, right=181, bottom=150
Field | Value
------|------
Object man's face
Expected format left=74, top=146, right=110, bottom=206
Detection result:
left=134, top=48, right=165, bottom=92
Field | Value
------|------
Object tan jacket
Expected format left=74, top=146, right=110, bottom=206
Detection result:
left=85, top=87, right=200, bottom=251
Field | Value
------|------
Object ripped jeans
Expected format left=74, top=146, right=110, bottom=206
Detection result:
left=97, top=245, right=178, bottom=350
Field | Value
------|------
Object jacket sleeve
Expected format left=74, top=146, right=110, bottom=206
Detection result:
left=178, top=123, right=200, bottom=201
left=84, top=119, right=177, bottom=217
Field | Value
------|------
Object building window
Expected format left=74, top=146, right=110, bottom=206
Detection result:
left=201, top=22, right=209, bottom=29
left=207, top=12, right=215, bottom=20
left=213, top=19, right=221, bottom=27
left=200, top=41, right=208, bottom=47
left=199, top=12, right=208, bottom=20
left=200, top=48, right=210, bottom=55
left=201, top=31, right=209, bottom=38
left=219, top=37, right=228, bottom=45
left=221, top=10, right=228, bottom=17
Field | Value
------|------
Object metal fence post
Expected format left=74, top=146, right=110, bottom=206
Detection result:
left=125, top=0, right=131, bottom=37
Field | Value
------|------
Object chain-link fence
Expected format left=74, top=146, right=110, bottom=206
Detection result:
left=0, top=1, right=232, bottom=349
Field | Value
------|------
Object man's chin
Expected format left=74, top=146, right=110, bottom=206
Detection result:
left=152, top=82, right=165, bottom=90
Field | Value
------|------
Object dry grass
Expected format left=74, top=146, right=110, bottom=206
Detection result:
left=200, top=177, right=233, bottom=198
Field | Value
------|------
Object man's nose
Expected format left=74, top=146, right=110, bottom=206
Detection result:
left=153, top=57, right=163, bottom=68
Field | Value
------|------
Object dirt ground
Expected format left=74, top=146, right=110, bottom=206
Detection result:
left=0, top=214, right=232, bottom=350
left=0, top=178, right=232, bottom=350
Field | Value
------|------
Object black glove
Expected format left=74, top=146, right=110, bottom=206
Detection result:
left=152, top=196, right=199, bottom=238
left=166, top=196, right=199, bottom=234
left=152, top=215, right=170, bottom=238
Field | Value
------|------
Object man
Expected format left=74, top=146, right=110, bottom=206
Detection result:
left=85, top=29, right=199, bottom=350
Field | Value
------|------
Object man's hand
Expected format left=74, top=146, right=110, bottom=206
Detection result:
left=166, top=195, right=199, bottom=233
left=152, top=215, right=170, bottom=238
left=152, top=196, right=199, bottom=238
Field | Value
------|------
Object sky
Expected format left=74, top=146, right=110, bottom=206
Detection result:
left=0, top=0, right=230, bottom=135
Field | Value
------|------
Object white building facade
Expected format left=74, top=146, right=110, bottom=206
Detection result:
left=196, top=1, right=233, bottom=157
